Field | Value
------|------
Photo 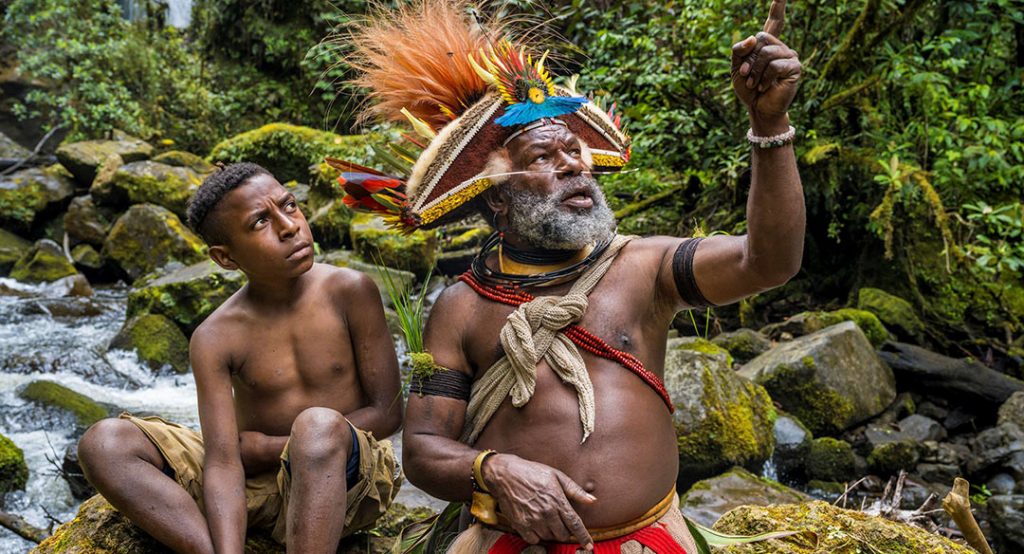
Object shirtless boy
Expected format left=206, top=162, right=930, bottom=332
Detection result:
left=77, top=162, right=403, bottom=554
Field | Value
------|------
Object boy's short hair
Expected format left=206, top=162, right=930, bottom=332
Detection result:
left=187, top=162, right=271, bottom=245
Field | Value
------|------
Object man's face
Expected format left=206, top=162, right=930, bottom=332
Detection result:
left=210, top=174, right=314, bottom=280
left=501, top=124, right=616, bottom=250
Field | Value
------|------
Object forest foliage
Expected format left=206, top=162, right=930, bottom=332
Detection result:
left=2, top=0, right=1022, bottom=352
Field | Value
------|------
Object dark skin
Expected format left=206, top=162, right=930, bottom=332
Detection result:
left=77, top=174, right=402, bottom=554
left=403, top=1, right=802, bottom=549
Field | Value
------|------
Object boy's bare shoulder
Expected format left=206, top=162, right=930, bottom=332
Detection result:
left=311, top=262, right=380, bottom=302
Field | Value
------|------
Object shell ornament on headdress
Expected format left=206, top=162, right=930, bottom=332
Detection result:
left=328, top=0, right=631, bottom=232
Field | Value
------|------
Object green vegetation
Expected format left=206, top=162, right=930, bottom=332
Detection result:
left=19, top=380, right=108, bottom=427
left=805, top=437, right=856, bottom=483
left=0, top=433, right=28, bottom=494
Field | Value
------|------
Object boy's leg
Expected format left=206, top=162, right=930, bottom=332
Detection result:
left=78, top=418, right=214, bottom=554
left=285, top=407, right=353, bottom=554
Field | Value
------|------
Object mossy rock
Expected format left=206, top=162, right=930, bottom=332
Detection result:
left=857, top=287, right=926, bottom=343
left=712, top=328, right=772, bottom=364
left=664, top=339, right=774, bottom=483
left=127, top=260, right=246, bottom=334
left=668, top=336, right=734, bottom=366
left=207, top=124, right=378, bottom=184
left=103, top=204, right=207, bottom=281
left=763, top=309, right=891, bottom=347
left=71, top=244, right=104, bottom=270
left=0, top=228, right=31, bottom=275
left=805, top=437, right=855, bottom=482
left=438, top=224, right=491, bottom=252
left=679, top=466, right=810, bottom=527
left=10, top=239, right=80, bottom=283
left=109, top=314, right=190, bottom=374
left=152, top=150, right=215, bottom=173
left=712, top=500, right=974, bottom=553
left=0, top=131, right=30, bottom=158
left=739, top=321, right=896, bottom=435
left=309, top=199, right=355, bottom=248
left=0, top=165, right=76, bottom=228
left=89, top=152, right=126, bottom=206
left=320, top=250, right=415, bottom=307
left=18, top=380, right=108, bottom=428
left=106, top=161, right=205, bottom=217
left=0, top=432, right=28, bottom=494
left=867, top=439, right=920, bottom=476
left=350, top=213, right=438, bottom=278
left=56, top=136, right=153, bottom=185
left=64, top=195, right=117, bottom=247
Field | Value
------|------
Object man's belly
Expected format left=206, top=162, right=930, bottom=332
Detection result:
left=473, top=359, right=679, bottom=528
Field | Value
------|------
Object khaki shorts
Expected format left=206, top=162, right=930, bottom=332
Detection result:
left=120, top=413, right=402, bottom=544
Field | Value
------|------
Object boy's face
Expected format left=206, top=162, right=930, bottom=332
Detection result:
left=208, top=174, right=315, bottom=280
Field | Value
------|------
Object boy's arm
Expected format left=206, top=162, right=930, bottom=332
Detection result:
left=192, top=325, right=247, bottom=553
left=338, top=271, right=403, bottom=438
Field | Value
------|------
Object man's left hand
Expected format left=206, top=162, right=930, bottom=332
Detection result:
left=731, top=0, right=801, bottom=131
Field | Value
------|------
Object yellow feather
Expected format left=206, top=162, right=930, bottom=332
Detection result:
left=468, top=53, right=498, bottom=85
left=401, top=108, right=438, bottom=140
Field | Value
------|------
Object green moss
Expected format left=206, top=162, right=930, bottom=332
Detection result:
left=103, top=204, right=207, bottom=280
left=56, top=137, right=154, bottom=185
left=0, top=228, right=32, bottom=274
left=152, top=150, right=215, bottom=173
left=350, top=213, right=438, bottom=278
left=9, top=239, right=79, bottom=282
left=711, top=329, right=770, bottom=363
left=0, top=165, right=74, bottom=227
left=440, top=226, right=490, bottom=252
left=19, top=380, right=108, bottom=427
left=759, top=362, right=856, bottom=436
left=408, top=352, right=437, bottom=377
left=806, top=437, right=856, bottom=482
left=127, top=260, right=246, bottom=333
left=109, top=162, right=203, bottom=217
left=71, top=244, right=104, bottom=269
left=0, top=432, right=28, bottom=494
left=867, top=440, right=920, bottom=476
left=672, top=337, right=735, bottom=366
left=804, top=308, right=891, bottom=347
left=110, top=314, right=190, bottom=373
left=857, top=287, right=925, bottom=341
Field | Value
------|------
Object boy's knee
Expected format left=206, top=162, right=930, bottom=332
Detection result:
left=79, top=418, right=142, bottom=470
left=290, top=407, right=351, bottom=462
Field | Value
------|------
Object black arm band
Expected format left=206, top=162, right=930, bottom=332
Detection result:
left=410, top=368, right=472, bottom=402
left=672, top=238, right=715, bottom=308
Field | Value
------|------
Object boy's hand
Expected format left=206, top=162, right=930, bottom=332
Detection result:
left=239, top=431, right=287, bottom=477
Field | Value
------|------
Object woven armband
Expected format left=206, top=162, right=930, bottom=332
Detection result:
left=672, top=238, right=715, bottom=308
left=410, top=368, right=472, bottom=402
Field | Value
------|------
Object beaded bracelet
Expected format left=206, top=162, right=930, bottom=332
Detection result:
left=746, top=125, right=796, bottom=149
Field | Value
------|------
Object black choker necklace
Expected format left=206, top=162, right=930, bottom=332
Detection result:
left=470, top=232, right=613, bottom=288
left=501, top=242, right=577, bottom=265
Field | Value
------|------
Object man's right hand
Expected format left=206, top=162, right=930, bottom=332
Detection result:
left=482, top=453, right=597, bottom=550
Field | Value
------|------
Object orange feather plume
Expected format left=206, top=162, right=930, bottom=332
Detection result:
left=346, top=0, right=503, bottom=131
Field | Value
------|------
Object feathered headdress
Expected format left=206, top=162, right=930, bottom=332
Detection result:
left=329, top=0, right=631, bottom=231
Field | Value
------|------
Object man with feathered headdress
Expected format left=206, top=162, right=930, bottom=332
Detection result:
left=336, top=0, right=803, bottom=551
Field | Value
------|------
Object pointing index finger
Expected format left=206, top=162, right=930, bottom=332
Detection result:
left=762, top=0, right=787, bottom=37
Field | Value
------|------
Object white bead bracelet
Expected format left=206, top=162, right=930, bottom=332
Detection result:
left=746, top=125, right=796, bottom=148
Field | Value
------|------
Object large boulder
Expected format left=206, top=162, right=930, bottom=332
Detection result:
left=713, top=501, right=974, bottom=553
left=9, top=239, right=79, bottom=283
left=679, top=467, right=810, bottom=527
left=350, top=213, right=439, bottom=278
left=127, top=260, right=246, bottom=333
left=63, top=195, right=116, bottom=247
left=0, top=432, right=28, bottom=494
left=761, top=308, right=891, bottom=347
left=857, top=287, right=926, bottom=343
left=664, top=337, right=775, bottom=483
left=56, top=136, right=153, bottom=185
left=152, top=150, right=216, bottom=173
left=0, top=131, right=31, bottom=159
left=18, top=380, right=108, bottom=428
left=739, top=321, right=897, bottom=435
left=988, top=494, right=1024, bottom=552
left=104, top=161, right=204, bottom=217
left=0, top=165, right=76, bottom=228
left=713, top=328, right=772, bottom=364
left=109, top=314, right=190, bottom=374
left=207, top=124, right=377, bottom=184
left=0, top=228, right=31, bottom=275
left=104, top=204, right=206, bottom=280
left=998, top=391, right=1024, bottom=429
left=805, top=437, right=856, bottom=482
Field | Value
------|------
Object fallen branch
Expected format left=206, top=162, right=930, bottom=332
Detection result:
left=0, top=510, right=49, bottom=544
left=879, top=342, right=1024, bottom=407
left=941, top=477, right=993, bottom=554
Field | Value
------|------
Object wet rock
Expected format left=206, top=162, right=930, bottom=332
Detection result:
left=127, top=260, right=245, bottom=333
left=739, top=321, right=896, bottom=435
left=208, top=123, right=377, bottom=184
left=63, top=195, right=116, bottom=246
left=713, top=500, right=974, bottom=554
left=713, top=328, right=772, bottom=364
left=88, top=152, right=125, bottom=205
left=987, top=473, right=1017, bottom=495
left=761, top=308, right=892, bottom=347
left=806, top=437, right=856, bottom=483
left=62, top=443, right=95, bottom=501
left=998, top=391, right=1024, bottom=429
left=0, top=165, right=76, bottom=228
left=867, top=440, right=920, bottom=476
left=308, top=199, right=355, bottom=248
left=916, top=462, right=960, bottom=484
left=870, top=392, right=916, bottom=426
left=0, top=431, right=28, bottom=494
left=320, top=250, right=415, bottom=306
left=18, top=380, right=108, bottom=428
left=969, top=422, right=1024, bottom=479
left=350, top=213, right=438, bottom=278
left=0, top=131, right=31, bottom=159
left=20, top=297, right=104, bottom=318
left=0, top=228, right=31, bottom=274
left=898, top=414, right=946, bottom=442
left=151, top=150, right=215, bottom=173
left=679, top=466, right=810, bottom=527
left=103, top=204, right=206, bottom=281
left=71, top=243, right=104, bottom=270
left=772, top=413, right=812, bottom=482
left=665, top=338, right=774, bottom=483
left=987, top=494, right=1024, bottom=552
left=109, top=314, right=190, bottom=374
left=857, top=287, right=926, bottom=343
left=917, top=400, right=949, bottom=421
left=10, top=239, right=79, bottom=283
left=56, top=136, right=153, bottom=185
left=105, top=161, right=204, bottom=217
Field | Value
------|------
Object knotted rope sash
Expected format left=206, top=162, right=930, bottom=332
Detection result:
left=458, top=235, right=674, bottom=445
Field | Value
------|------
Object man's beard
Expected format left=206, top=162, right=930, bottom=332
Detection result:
left=503, top=175, right=617, bottom=251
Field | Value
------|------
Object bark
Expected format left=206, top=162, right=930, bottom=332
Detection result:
left=878, top=342, right=1024, bottom=407
left=0, top=509, right=48, bottom=544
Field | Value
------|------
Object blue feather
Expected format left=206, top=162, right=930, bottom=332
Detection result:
left=495, top=96, right=588, bottom=127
